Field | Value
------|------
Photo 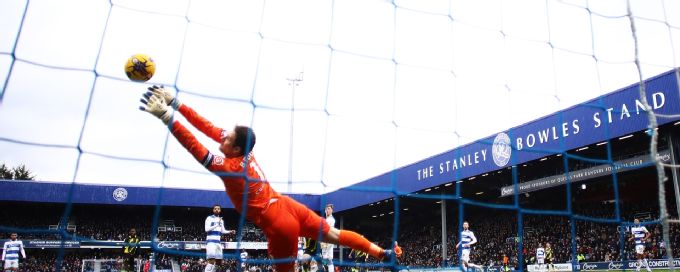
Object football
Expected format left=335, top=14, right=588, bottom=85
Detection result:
left=124, top=54, right=155, bottom=82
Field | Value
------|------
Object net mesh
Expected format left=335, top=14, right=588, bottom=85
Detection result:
left=1, top=0, right=680, bottom=271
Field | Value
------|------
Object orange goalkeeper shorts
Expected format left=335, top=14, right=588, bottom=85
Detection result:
left=258, top=195, right=330, bottom=271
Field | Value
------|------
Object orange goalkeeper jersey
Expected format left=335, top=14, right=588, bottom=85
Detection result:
left=171, top=104, right=280, bottom=222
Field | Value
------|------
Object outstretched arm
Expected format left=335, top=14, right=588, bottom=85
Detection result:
left=171, top=121, right=226, bottom=172
left=139, top=93, right=226, bottom=173
left=177, top=103, right=224, bottom=143
left=148, top=86, right=224, bottom=142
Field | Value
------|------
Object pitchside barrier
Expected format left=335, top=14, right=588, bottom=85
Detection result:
left=578, top=259, right=680, bottom=271
left=527, top=259, right=680, bottom=271
left=7, top=239, right=268, bottom=250
left=527, top=263, right=574, bottom=272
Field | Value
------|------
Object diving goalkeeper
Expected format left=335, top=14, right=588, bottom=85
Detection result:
left=139, top=86, right=401, bottom=272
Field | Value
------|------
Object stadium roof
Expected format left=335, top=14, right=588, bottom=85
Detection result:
left=326, top=69, right=680, bottom=210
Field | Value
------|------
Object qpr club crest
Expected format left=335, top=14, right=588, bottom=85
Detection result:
left=112, top=187, right=128, bottom=202
left=492, top=133, right=511, bottom=167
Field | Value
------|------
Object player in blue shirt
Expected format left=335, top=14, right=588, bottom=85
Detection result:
left=455, top=221, right=481, bottom=272
left=628, top=219, right=651, bottom=272
left=536, top=243, right=545, bottom=270
left=204, top=204, right=236, bottom=272
left=2, top=233, right=26, bottom=272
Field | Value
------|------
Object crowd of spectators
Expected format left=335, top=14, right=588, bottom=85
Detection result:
left=0, top=203, right=266, bottom=242
left=12, top=251, right=80, bottom=272
left=335, top=200, right=680, bottom=270
left=3, top=198, right=680, bottom=271
left=4, top=250, right=271, bottom=272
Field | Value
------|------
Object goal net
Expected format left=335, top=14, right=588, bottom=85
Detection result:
left=1, top=0, right=680, bottom=271
left=81, top=258, right=142, bottom=272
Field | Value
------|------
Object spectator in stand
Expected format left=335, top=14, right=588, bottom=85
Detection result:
left=502, top=254, right=509, bottom=272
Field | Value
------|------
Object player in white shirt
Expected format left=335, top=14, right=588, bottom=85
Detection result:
left=2, top=233, right=26, bottom=272
left=297, top=237, right=306, bottom=272
left=536, top=243, right=545, bottom=271
left=629, top=219, right=651, bottom=272
left=204, top=205, right=236, bottom=272
left=240, top=249, right=249, bottom=270
left=455, top=221, right=481, bottom=272
left=321, top=204, right=336, bottom=272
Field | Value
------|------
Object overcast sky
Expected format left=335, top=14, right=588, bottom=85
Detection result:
left=0, top=0, right=678, bottom=194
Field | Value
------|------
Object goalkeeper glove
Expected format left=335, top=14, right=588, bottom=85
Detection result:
left=140, top=93, right=173, bottom=125
left=147, top=85, right=181, bottom=110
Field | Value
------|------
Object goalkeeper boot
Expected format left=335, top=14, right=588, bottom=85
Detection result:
left=382, top=242, right=403, bottom=272
left=382, top=241, right=403, bottom=260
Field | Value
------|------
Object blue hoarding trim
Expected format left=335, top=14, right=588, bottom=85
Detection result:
left=579, top=259, right=680, bottom=270
left=0, top=181, right=320, bottom=209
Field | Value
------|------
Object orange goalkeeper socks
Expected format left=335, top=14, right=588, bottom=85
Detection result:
left=338, top=230, right=384, bottom=259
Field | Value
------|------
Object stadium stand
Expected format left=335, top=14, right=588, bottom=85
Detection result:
left=3, top=145, right=680, bottom=271
left=0, top=180, right=679, bottom=271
